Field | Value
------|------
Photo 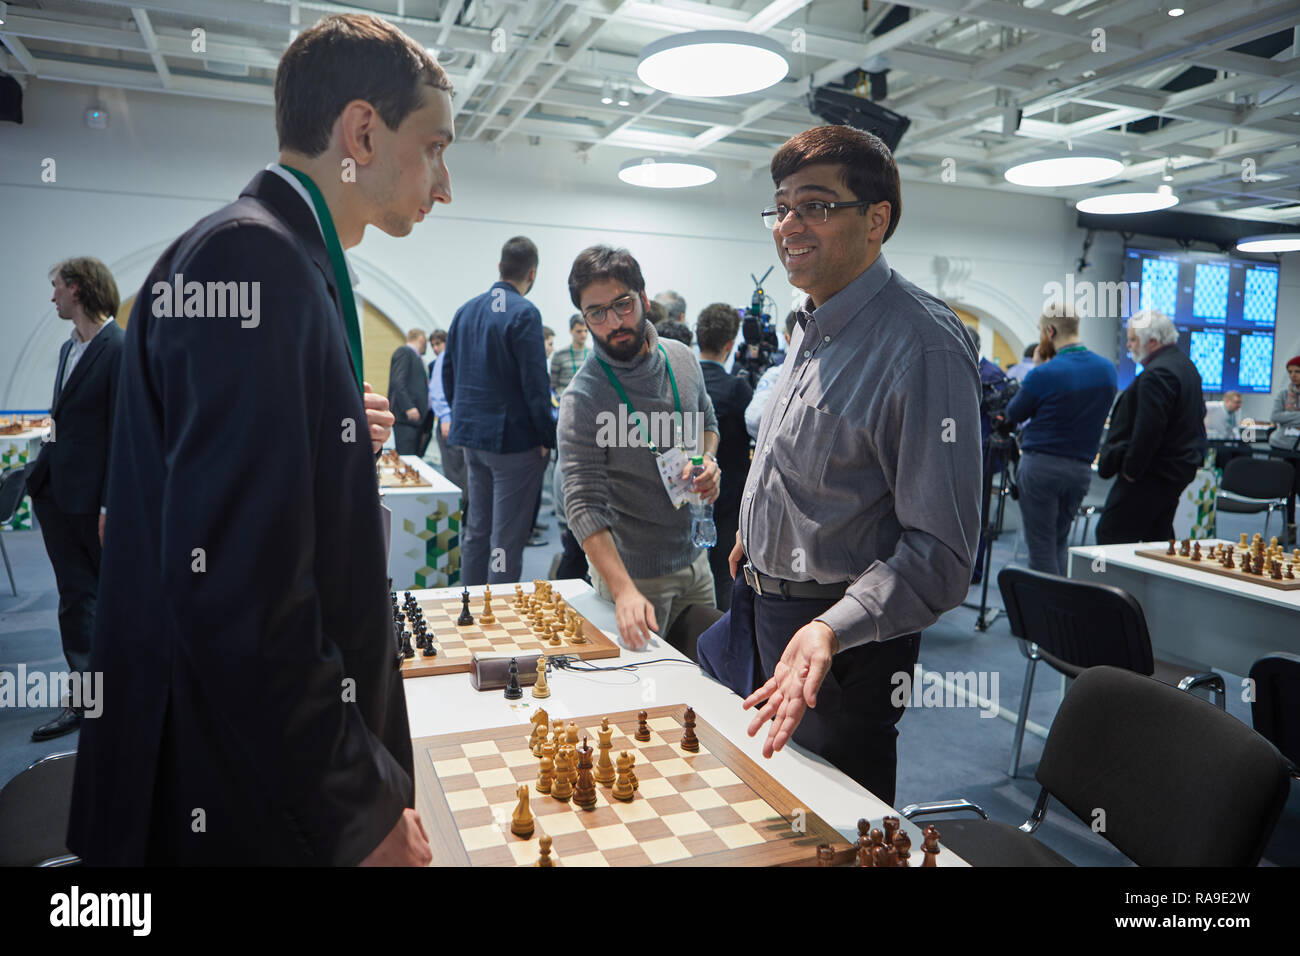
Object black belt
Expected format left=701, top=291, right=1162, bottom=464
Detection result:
left=743, top=562, right=847, bottom=601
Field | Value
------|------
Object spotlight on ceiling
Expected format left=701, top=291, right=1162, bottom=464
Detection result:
left=1167, top=7, right=1185, bottom=16
left=618, top=157, right=717, bottom=189
left=617, top=83, right=631, bottom=108
left=638, top=31, right=789, bottom=97
left=600, top=79, right=614, bottom=105
left=1076, top=184, right=1179, bottom=214
left=1004, top=154, right=1123, bottom=188
left=1162, top=158, right=1175, bottom=182
left=1236, top=234, right=1300, bottom=254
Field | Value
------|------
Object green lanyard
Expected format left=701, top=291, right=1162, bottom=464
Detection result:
left=1056, top=344, right=1087, bottom=356
left=281, top=165, right=364, bottom=394
left=596, top=343, right=681, bottom=454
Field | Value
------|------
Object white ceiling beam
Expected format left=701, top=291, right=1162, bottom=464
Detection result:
left=466, top=0, right=575, bottom=139
left=901, top=0, right=1143, bottom=50
left=0, top=33, right=37, bottom=74
left=132, top=7, right=173, bottom=90
left=746, top=0, right=814, bottom=35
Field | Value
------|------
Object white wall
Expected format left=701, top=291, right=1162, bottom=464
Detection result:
left=5, top=78, right=1252, bottom=411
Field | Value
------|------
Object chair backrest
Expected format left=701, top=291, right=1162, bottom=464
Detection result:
left=1249, top=652, right=1300, bottom=770
left=1221, top=457, right=1295, bottom=500
left=998, top=566, right=1153, bottom=675
left=0, top=751, right=77, bottom=866
left=0, top=464, right=31, bottom=525
left=1037, top=666, right=1292, bottom=866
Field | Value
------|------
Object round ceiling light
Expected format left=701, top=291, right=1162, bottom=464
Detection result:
left=1004, top=154, right=1123, bottom=187
left=618, top=157, right=717, bottom=189
left=1236, top=234, right=1300, bottom=253
left=1076, top=186, right=1179, bottom=214
left=637, top=31, right=788, bottom=98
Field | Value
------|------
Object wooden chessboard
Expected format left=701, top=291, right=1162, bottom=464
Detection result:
left=377, top=453, right=431, bottom=488
left=399, top=589, right=620, bottom=678
left=1135, top=540, right=1300, bottom=591
left=413, top=705, right=856, bottom=866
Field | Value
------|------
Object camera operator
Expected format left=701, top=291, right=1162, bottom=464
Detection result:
left=744, top=310, right=798, bottom=438
left=1003, top=303, right=1116, bottom=574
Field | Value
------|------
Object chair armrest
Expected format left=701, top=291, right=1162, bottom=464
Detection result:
left=36, top=854, right=82, bottom=867
left=899, top=799, right=989, bottom=821
left=1177, top=672, right=1226, bottom=709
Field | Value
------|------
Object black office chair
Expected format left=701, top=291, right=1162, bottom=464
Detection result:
left=900, top=666, right=1293, bottom=866
left=665, top=604, right=723, bottom=662
left=0, top=751, right=80, bottom=866
left=1216, top=457, right=1295, bottom=545
left=0, top=463, right=32, bottom=596
left=1249, top=652, right=1300, bottom=775
left=998, top=566, right=1225, bottom=777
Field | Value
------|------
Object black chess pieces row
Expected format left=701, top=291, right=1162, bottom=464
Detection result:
left=391, top=590, right=437, bottom=661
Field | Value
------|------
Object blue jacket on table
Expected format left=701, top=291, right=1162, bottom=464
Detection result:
left=67, top=170, right=414, bottom=866
left=442, top=280, right=556, bottom=454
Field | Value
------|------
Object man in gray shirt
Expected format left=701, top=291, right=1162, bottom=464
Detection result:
left=559, top=246, right=720, bottom=648
left=700, top=125, right=981, bottom=803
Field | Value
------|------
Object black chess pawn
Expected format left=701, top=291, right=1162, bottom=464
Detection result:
left=401, top=629, right=415, bottom=659
left=457, top=588, right=475, bottom=626
left=504, top=658, right=523, bottom=700
left=422, top=636, right=438, bottom=658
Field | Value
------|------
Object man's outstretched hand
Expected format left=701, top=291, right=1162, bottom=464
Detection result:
left=742, top=621, right=838, bottom=758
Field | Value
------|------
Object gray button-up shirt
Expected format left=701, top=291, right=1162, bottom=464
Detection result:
left=739, top=252, right=982, bottom=651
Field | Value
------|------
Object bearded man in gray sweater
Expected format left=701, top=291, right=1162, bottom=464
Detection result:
left=558, top=246, right=720, bottom=649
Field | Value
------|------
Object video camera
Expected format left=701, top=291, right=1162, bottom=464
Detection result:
left=734, top=267, right=782, bottom=389
left=984, top=376, right=1021, bottom=457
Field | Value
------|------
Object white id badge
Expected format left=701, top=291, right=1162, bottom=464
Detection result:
left=655, top=447, right=695, bottom=509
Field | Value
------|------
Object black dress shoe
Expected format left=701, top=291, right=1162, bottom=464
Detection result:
left=31, top=707, right=81, bottom=742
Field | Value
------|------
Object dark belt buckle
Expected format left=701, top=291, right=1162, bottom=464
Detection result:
left=742, top=562, right=763, bottom=597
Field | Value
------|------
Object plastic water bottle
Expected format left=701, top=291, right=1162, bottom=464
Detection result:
left=688, top=455, right=717, bottom=548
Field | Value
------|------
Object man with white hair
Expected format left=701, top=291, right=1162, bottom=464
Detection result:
left=1095, top=310, right=1206, bottom=544
left=653, top=290, right=686, bottom=323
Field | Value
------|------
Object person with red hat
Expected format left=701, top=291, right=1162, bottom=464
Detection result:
left=1268, top=354, right=1300, bottom=535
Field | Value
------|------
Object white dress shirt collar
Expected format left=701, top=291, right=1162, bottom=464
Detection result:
left=264, top=163, right=360, bottom=288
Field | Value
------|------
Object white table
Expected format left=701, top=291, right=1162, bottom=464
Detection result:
left=380, top=455, right=463, bottom=591
left=1067, top=541, right=1300, bottom=674
left=402, top=579, right=967, bottom=866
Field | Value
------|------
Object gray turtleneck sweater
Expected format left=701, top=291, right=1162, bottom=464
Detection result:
left=558, top=321, right=719, bottom=579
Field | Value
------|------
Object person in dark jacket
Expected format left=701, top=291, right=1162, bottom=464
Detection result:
left=442, top=236, right=556, bottom=585
left=67, top=13, right=451, bottom=866
left=696, top=303, right=752, bottom=610
left=388, top=329, right=429, bottom=454
left=1096, top=310, right=1206, bottom=544
left=27, top=256, right=123, bottom=741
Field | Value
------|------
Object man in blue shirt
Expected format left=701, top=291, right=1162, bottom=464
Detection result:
left=1005, top=304, right=1116, bottom=574
left=443, top=236, right=555, bottom=584
left=427, top=328, right=466, bottom=499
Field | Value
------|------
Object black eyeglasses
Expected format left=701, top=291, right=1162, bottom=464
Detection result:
left=582, top=293, right=639, bottom=327
left=761, top=199, right=876, bottom=230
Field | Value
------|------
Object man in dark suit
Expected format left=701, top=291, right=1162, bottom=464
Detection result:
left=1096, top=310, right=1207, bottom=544
left=443, top=236, right=555, bottom=585
left=67, top=13, right=454, bottom=866
left=695, top=302, right=752, bottom=611
left=27, top=257, right=123, bottom=742
left=388, top=328, right=429, bottom=454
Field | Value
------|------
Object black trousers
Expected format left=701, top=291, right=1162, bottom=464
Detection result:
left=555, top=526, right=589, bottom=581
left=1095, top=473, right=1186, bottom=545
left=393, top=422, right=423, bottom=455
left=32, top=493, right=100, bottom=675
left=708, top=505, right=739, bottom=611
left=754, top=591, right=921, bottom=807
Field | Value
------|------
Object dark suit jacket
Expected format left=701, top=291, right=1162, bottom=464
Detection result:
left=700, top=359, right=752, bottom=523
left=67, top=171, right=414, bottom=866
left=387, top=344, right=428, bottom=424
left=1098, top=342, right=1207, bottom=486
left=26, top=322, right=123, bottom=514
left=443, top=281, right=555, bottom=454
